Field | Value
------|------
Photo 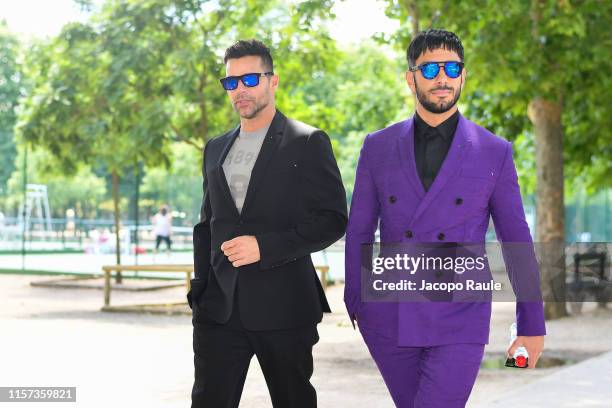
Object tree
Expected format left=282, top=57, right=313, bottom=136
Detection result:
left=313, top=41, right=410, bottom=199
left=17, top=22, right=168, bottom=277
left=16, top=0, right=341, bottom=277
left=141, top=142, right=201, bottom=222
left=0, top=21, right=22, bottom=197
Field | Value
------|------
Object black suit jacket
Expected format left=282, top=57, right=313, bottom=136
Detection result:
left=188, top=110, right=348, bottom=330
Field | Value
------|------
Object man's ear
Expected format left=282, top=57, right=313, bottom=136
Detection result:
left=271, top=74, right=279, bottom=89
left=460, top=68, right=467, bottom=90
left=405, top=71, right=416, bottom=94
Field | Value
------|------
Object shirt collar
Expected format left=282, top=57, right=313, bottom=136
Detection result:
left=414, top=109, right=460, bottom=142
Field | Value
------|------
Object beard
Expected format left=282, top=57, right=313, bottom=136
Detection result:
left=233, top=94, right=269, bottom=119
left=415, top=81, right=462, bottom=114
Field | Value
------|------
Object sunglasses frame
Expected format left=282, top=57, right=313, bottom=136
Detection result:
left=409, top=61, right=464, bottom=80
left=219, top=72, right=274, bottom=90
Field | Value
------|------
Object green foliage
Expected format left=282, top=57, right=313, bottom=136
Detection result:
left=4, top=0, right=609, bottom=221
left=140, top=142, right=201, bottom=219
left=0, top=21, right=21, bottom=194
left=4, top=147, right=106, bottom=218
left=10, top=0, right=344, bottom=220
left=319, top=42, right=412, bottom=197
left=379, top=0, right=612, bottom=193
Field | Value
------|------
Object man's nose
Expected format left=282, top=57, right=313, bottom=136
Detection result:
left=236, top=79, right=249, bottom=91
left=434, top=65, right=451, bottom=83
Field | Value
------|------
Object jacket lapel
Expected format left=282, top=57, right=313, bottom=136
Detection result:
left=397, top=118, right=426, bottom=199
left=410, top=114, right=472, bottom=224
left=215, top=126, right=241, bottom=219
left=240, top=110, right=287, bottom=215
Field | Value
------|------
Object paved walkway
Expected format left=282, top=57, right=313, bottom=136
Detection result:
left=0, top=273, right=610, bottom=407
left=477, top=350, right=612, bottom=407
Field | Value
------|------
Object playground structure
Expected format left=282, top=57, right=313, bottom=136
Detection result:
left=19, top=184, right=53, bottom=238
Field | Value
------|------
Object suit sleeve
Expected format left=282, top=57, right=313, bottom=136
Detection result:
left=189, top=141, right=213, bottom=308
left=255, top=130, right=348, bottom=270
left=344, top=135, right=380, bottom=325
left=490, top=143, right=546, bottom=336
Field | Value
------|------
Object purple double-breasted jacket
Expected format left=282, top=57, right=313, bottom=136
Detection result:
left=344, top=113, right=546, bottom=346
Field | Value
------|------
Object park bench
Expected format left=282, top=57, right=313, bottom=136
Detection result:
left=101, top=264, right=331, bottom=313
left=101, top=264, right=194, bottom=313
left=568, top=250, right=611, bottom=312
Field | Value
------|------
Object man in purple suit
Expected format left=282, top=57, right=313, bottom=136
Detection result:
left=344, top=29, right=546, bottom=407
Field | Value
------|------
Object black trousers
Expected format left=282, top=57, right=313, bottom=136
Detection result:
left=155, top=235, right=171, bottom=250
left=191, top=293, right=319, bottom=408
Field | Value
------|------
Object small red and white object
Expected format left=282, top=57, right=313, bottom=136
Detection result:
left=505, top=322, right=529, bottom=368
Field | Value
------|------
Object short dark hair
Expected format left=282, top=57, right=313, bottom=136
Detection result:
left=407, top=29, right=464, bottom=68
left=224, top=39, right=274, bottom=72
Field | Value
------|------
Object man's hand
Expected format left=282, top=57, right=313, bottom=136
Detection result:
left=507, top=335, right=544, bottom=368
left=221, top=236, right=261, bottom=267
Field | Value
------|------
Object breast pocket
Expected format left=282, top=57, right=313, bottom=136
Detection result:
left=254, top=161, right=300, bottom=222
left=265, top=159, right=299, bottom=181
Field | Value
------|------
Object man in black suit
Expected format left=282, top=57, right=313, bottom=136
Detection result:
left=188, top=39, right=347, bottom=408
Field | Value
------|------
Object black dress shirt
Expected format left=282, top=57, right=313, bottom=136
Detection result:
left=413, top=110, right=460, bottom=191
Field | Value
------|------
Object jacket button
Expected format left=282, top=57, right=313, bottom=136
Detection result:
left=455, top=197, right=463, bottom=205
left=405, top=230, right=413, bottom=238
left=437, top=232, right=445, bottom=241
left=389, top=195, right=397, bottom=204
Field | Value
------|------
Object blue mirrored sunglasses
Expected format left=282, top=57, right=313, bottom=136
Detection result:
left=220, top=72, right=274, bottom=90
left=409, top=61, right=464, bottom=80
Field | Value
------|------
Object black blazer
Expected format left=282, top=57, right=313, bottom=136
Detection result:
left=188, top=110, right=348, bottom=330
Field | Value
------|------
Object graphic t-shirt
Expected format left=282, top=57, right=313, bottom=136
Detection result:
left=222, top=124, right=270, bottom=213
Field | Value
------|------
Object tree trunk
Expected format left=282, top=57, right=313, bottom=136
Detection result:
left=134, top=162, right=140, bottom=266
left=406, top=0, right=419, bottom=37
left=112, top=170, right=122, bottom=284
left=528, top=97, right=567, bottom=319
